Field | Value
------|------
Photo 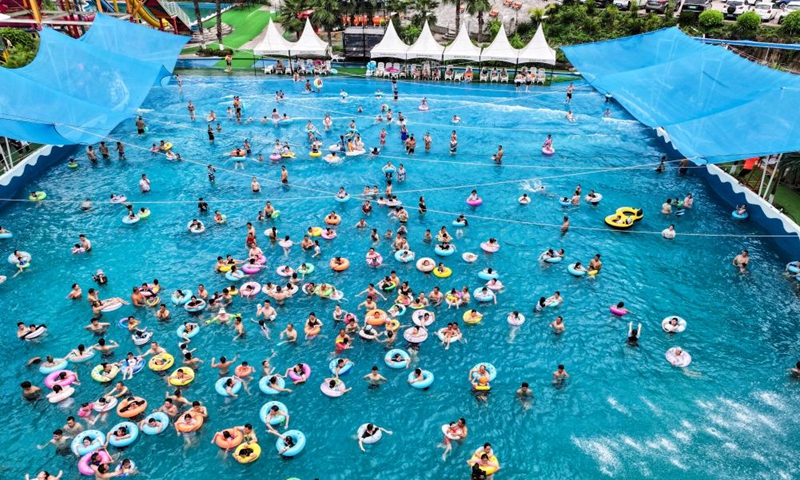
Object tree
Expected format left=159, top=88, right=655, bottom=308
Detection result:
left=466, top=0, right=491, bottom=43
left=411, top=0, right=439, bottom=28
left=400, top=24, right=421, bottom=43
left=277, top=0, right=307, bottom=38
left=312, top=0, right=341, bottom=43
left=0, top=30, right=38, bottom=69
left=192, top=0, right=205, bottom=46
left=734, top=10, right=761, bottom=38
left=442, top=0, right=462, bottom=33
left=780, top=10, right=800, bottom=36
left=697, top=9, right=723, bottom=29
left=215, top=0, right=223, bottom=50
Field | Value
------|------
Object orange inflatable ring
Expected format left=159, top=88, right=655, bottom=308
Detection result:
left=324, top=215, right=341, bottom=225
left=116, top=397, right=148, bottom=418
left=176, top=411, right=205, bottom=433
left=366, top=309, right=388, bottom=326
left=234, top=365, right=251, bottom=377
left=215, top=428, right=244, bottom=449
left=330, top=258, right=350, bottom=272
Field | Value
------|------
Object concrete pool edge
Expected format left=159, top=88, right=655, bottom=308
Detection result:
left=0, top=144, right=76, bottom=210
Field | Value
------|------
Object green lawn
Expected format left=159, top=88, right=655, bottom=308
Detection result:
left=202, top=5, right=274, bottom=49
left=774, top=185, right=800, bottom=223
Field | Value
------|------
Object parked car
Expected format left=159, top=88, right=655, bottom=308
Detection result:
left=595, top=0, right=615, bottom=6
left=778, top=0, right=800, bottom=21
left=723, top=0, right=748, bottom=18
left=682, top=0, right=712, bottom=12
left=613, top=0, right=644, bottom=9
left=752, top=1, right=777, bottom=20
left=645, top=0, right=671, bottom=13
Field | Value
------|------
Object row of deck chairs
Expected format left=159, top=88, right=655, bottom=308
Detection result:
left=369, top=62, right=549, bottom=84
left=264, top=59, right=334, bottom=75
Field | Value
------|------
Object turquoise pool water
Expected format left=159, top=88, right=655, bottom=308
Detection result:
left=2, top=77, right=799, bottom=480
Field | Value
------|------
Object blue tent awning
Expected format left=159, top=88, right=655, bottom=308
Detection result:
left=562, top=28, right=800, bottom=163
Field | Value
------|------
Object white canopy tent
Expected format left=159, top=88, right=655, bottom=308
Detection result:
left=442, top=23, right=482, bottom=62
left=253, top=19, right=296, bottom=57
left=517, top=24, right=556, bottom=65
left=479, top=24, right=519, bottom=64
left=370, top=21, right=409, bottom=59
left=292, top=18, right=331, bottom=57
left=405, top=21, right=445, bottom=60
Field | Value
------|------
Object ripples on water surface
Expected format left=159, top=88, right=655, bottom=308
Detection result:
left=1, top=78, right=799, bottom=480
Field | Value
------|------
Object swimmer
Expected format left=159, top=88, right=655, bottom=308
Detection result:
left=439, top=418, right=468, bottom=460
left=732, top=249, right=749, bottom=273
left=363, top=366, right=387, bottom=386
left=565, top=110, right=575, bottom=122
left=66, top=283, right=82, bottom=299
left=358, top=423, right=392, bottom=452
left=627, top=322, right=642, bottom=346
left=589, top=254, right=602, bottom=272
left=553, top=364, right=569, bottom=384
left=491, top=145, right=504, bottom=164
left=661, top=198, right=673, bottom=215
left=211, top=355, right=238, bottom=377
left=612, top=301, right=631, bottom=314
left=662, top=224, right=676, bottom=239
left=20, top=381, right=41, bottom=400
left=517, top=382, right=533, bottom=407
left=544, top=291, right=562, bottom=307
left=550, top=316, right=565, bottom=334
left=279, top=323, right=297, bottom=344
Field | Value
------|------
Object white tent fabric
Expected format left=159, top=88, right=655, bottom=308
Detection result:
left=442, top=23, right=482, bottom=62
left=480, top=24, right=519, bottom=64
left=517, top=24, right=556, bottom=65
left=253, top=19, right=296, bottom=57
left=370, top=21, right=409, bottom=59
left=405, top=21, right=445, bottom=60
left=292, top=18, right=330, bottom=57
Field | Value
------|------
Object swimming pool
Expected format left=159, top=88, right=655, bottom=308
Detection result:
left=2, top=77, right=799, bottom=480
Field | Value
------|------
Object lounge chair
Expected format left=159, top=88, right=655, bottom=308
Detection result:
left=535, top=68, right=546, bottom=84
left=464, top=66, right=474, bottom=82
left=453, top=71, right=463, bottom=82
left=500, top=68, right=509, bottom=82
left=376, top=62, right=386, bottom=77
left=444, top=67, right=454, bottom=81
left=479, top=67, right=489, bottom=82
left=490, top=68, right=499, bottom=82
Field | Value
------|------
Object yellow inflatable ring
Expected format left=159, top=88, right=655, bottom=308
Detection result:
left=432, top=266, right=452, bottom=278
left=168, top=367, right=196, bottom=386
left=463, top=311, right=483, bottom=324
left=148, top=353, right=174, bottom=372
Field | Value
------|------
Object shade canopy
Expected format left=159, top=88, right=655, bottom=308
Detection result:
left=517, top=24, right=556, bottom=65
left=406, top=21, right=445, bottom=60
left=253, top=19, right=296, bottom=57
left=480, top=24, right=519, bottom=63
left=291, top=18, right=330, bottom=57
left=0, top=14, right=186, bottom=145
left=370, top=21, right=409, bottom=59
left=562, top=27, right=800, bottom=163
left=442, top=23, right=482, bottom=61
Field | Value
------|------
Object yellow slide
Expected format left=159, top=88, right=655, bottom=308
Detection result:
left=131, top=0, right=171, bottom=29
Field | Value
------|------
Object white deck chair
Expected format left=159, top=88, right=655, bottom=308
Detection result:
left=479, top=67, right=489, bottom=82
left=453, top=71, right=463, bottom=82
left=444, top=67, right=454, bottom=81
left=376, top=62, right=386, bottom=77
left=490, top=68, right=499, bottom=82
left=500, top=68, right=509, bottom=82
left=395, top=63, right=406, bottom=78
left=535, top=68, right=546, bottom=84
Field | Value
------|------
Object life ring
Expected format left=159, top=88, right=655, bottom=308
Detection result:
left=107, top=421, right=140, bottom=448
left=665, top=347, right=692, bottom=367
left=486, top=280, right=504, bottom=291
left=234, top=443, right=261, bottom=463
left=412, top=310, right=435, bottom=327
left=122, top=215, right=140, bottom=224
left=403, top=327, right=428, bottom=343
left=334, top=194, right=350, bottom=203
left=288, top=363, right=312, bottom=382
left=141, top=412, right=170, bottom=435
left=92, top=396, right=118, bottom=413
left=558, top=198, right=573, bottom=207
left=407, top=370, right=434, bottom=389
left=187, top=221, right=206, bottom=234
left=542, top=146, right=555, bottom=155
left=276, top=430, right=306, bottom=457
left=214, top=428, right=244, bottom=449
left=39, top=358, right=68, bottom=375
left=358, top=424, right=383, bottom=444
left=7, top=251, right=31, bottom=267
left=259, top=375, right=287, bottom=395
left=160, top=142, right=173, bottom=151
left=661, top=316, right=687, bottom=333
left=787, top=261, right=800, bottom=274
left=260, top=401, right=288, bottom=427
left=567, top=263, right=586, bottom=277
left=478, top=269, right=498, bottom=281
left=539, top=252, right=563, bottom=263
left=168, top=367, right=195, bottom=386
left=366, top=254, right=383, bottom=267
left=507, top=312, right=525, bottom=326
left=463, top=310, right=483, bottom=324
left=171, top=290, right=192, bottom=305
left=418, top=105, right=430, bottom=111
left=433, top=266, right=452, bottom=278
left=44, top=370, right=78, bottom=389
left=184, top=300, right=206, bottom=313
left=310, top=151, right=322, bottom=158
left=72, top=430, right=106, bottom=456
left=276, top=265, right=294, bottom=277
left=395, top=249, right=415, bottom=263
left=435, top=245, right=455, bottom=257
left=609, top=306, right=627, bottom=316
left=480, top=241, right=499, bottom=253
left=329, top=358, right=354, bottom=375
left=365, top=309, right=387, bottom=326
left=473, top=288, right=494, bottom=303
left=314, top=78, right=323, bottom=89
left=270, top=154, right=281, bottom=161
left=110, top=195, right=127, bottom=204
left=518, top=196, right=531, bottom=205
left=308, top=226, right=323, bottom=237
left=216, top=377, right=243, bottom=397
left=0, top=231, right=12, bottom=239
left=384, top=349, right=410, bottom=369
left=28, top=191, right=47, bottom=201
left=470, top=453, right=500, bottom=475
left=470, top=363, right=497, bottom=382
left=732, top=210, right=748, bottom=220
left=466, top=197, right=483, bottom=207
left=148, top=353, right=174, bottom=372
left=176, top=411, right=204, bottom=433
left=91, top=364, right=120, bottom=383
left=324, top=215, right=341, bottom=225
left=241, top=281, right=261, bottom=297
left=68, top=349, right=95, bottom=363
left=462, top=252, right=478, bottom=263
left=416, top=257, right=435, bottom=272
left=78, top=449, right=111, bottom=476
left=116, top=396, right=147, bottom=418
left=330, top=258, right=350, bottom=271
left=441, top=424, right=463, bottom=440
left=585, top=193, right=603, bottom=205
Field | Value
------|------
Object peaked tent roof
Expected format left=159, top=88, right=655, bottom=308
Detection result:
left=517, top=24, right=556, bottom=65
left=480, top=24, right=519, bottom=63
left=442, top=23, right=482, bottom=61
left=406, top=21, right=445, bottom=60
left=292, top=18, right=330, bottom=57
left=561, top=27, right=800, bottom=163
left=370, top=21, right=409, bottom=59
left=253, top=19, right=296, bottom=57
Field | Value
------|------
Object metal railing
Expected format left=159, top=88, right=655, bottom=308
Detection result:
left=0, top=139, right=38, bottom=175
left=159, top=0, right=193, bottom=28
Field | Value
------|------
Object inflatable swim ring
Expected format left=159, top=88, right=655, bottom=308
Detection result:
left=661, top=316, right=687, bottom=333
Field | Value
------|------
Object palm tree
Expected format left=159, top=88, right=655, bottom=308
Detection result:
left=277, top=0, right=306, bottom=38
left=192, top=0, right=205, bottom=47
left=215, top=0, right=223, bottom=49
left=411, top=0, right=439, bottom=28
left=312, top=0, right=340, bottom=43
left=466, top=0, right=491, bottom=43
left=442, top=0, right=462, bottom=33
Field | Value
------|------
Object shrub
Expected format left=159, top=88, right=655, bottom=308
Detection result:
left=197, top=47, right=234, bottom=57
left=678, top=10, right=698, bottom=26
left=780, top=10, right=800, bottom=36
left=698, top=9, right=724, bottom=29
left=736, top=11, right=761, bottom=32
